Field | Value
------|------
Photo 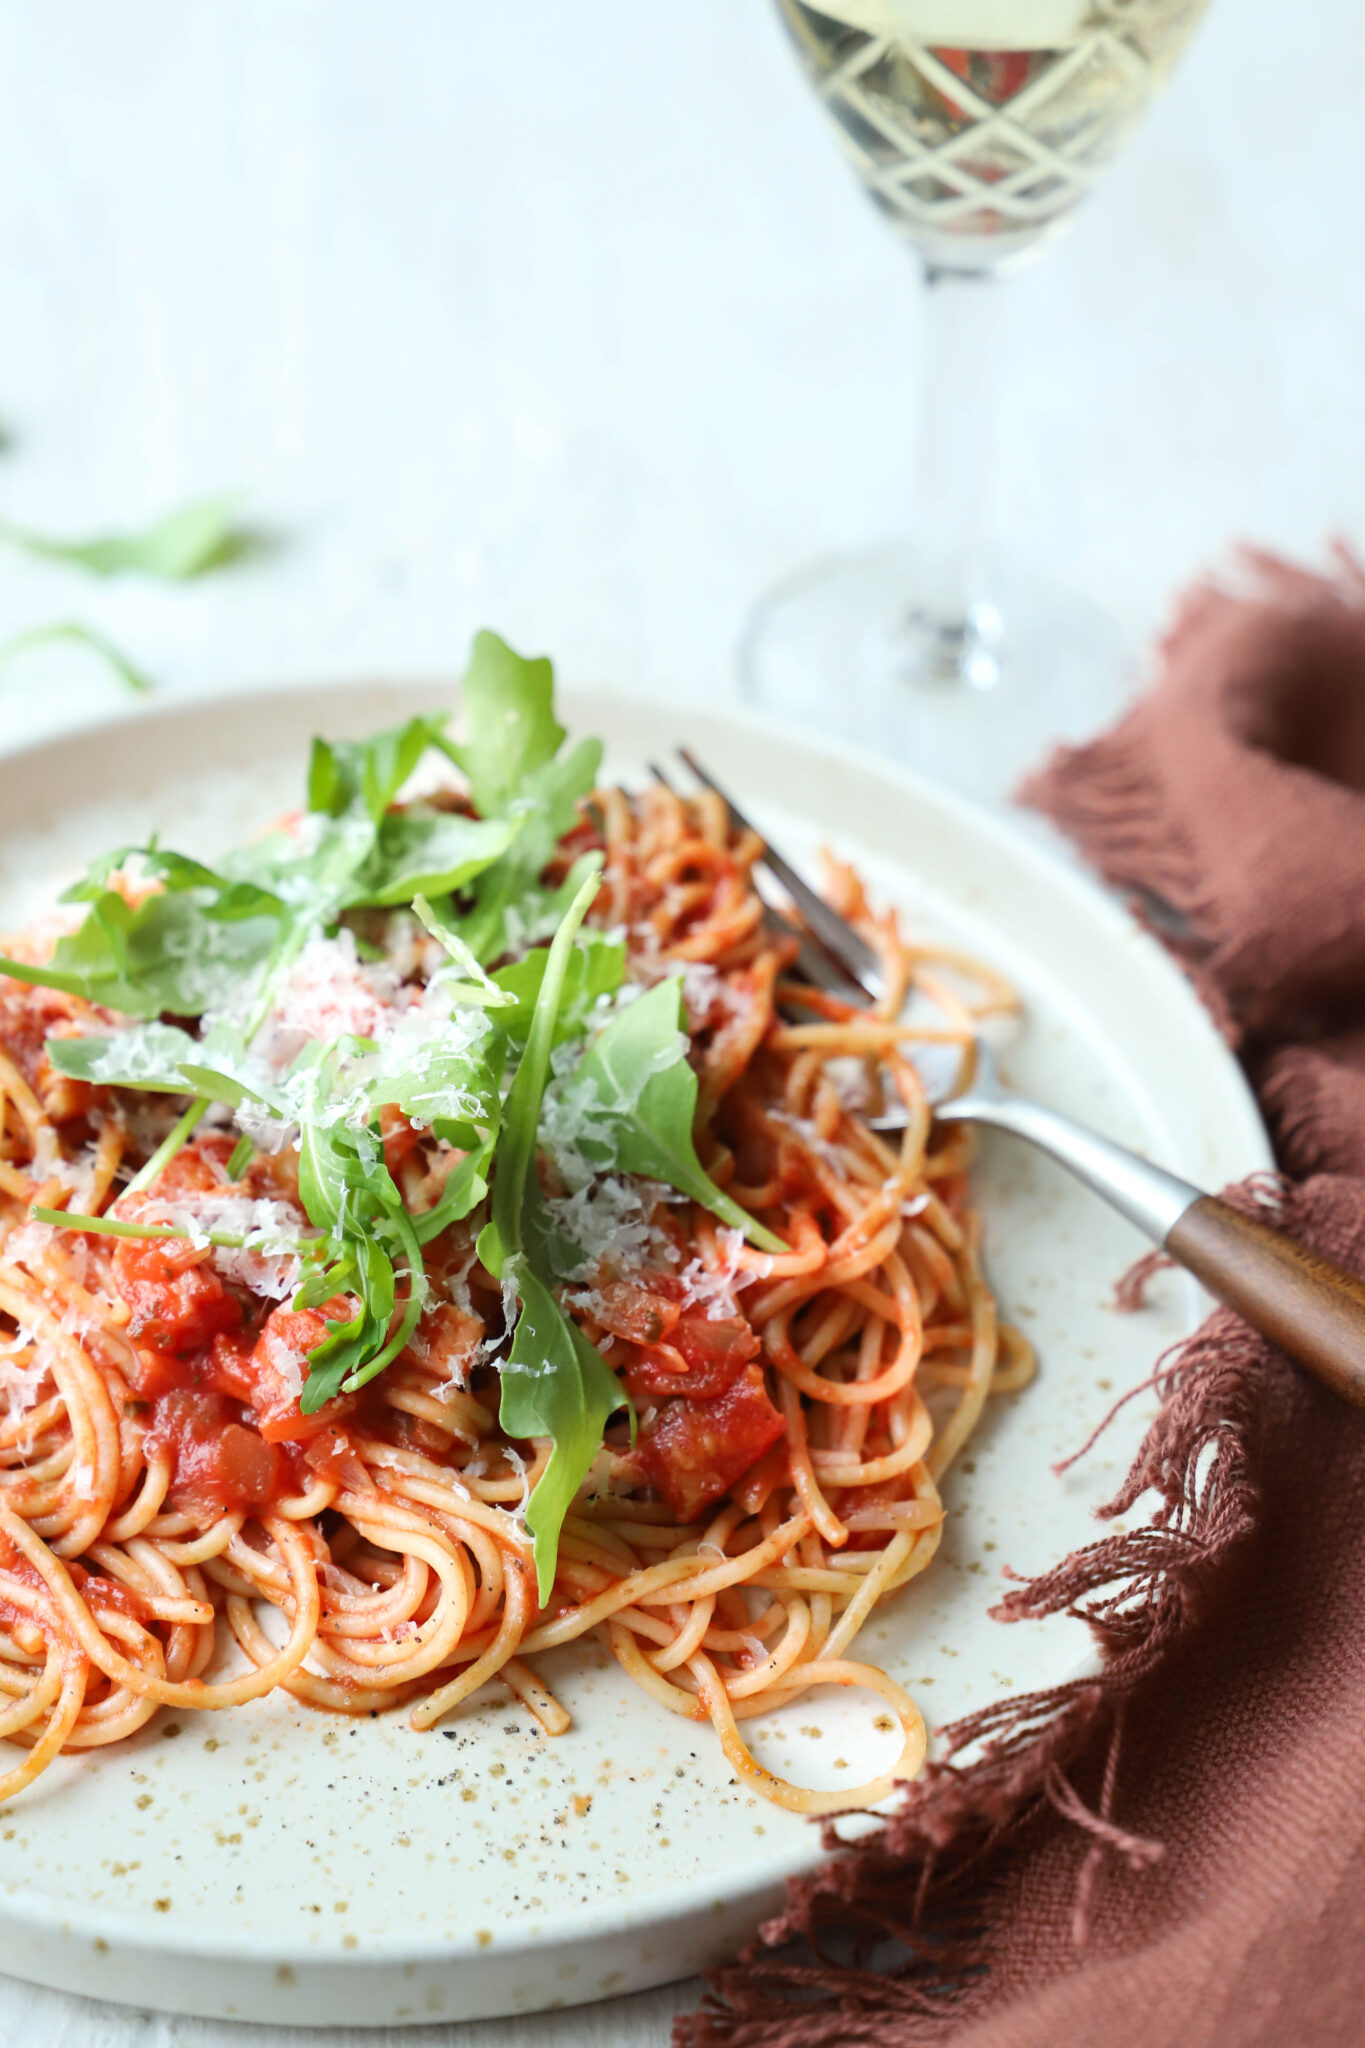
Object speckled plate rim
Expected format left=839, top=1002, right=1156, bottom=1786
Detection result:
left=0, top=678, right=1271, bottom=1991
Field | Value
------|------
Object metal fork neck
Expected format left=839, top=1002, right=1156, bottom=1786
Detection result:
left=941, top=1091, right=1199, bottom=1245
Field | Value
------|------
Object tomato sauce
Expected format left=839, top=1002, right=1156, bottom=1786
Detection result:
left=111, top=1136, right=785, bottom=1528
left=102, top=1135, right=375, bottom=1515
left=114, top=1189, right=358, bottom=1515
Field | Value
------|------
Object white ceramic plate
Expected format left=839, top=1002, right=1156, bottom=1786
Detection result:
left=0, top=684, right=1269, bottom=2027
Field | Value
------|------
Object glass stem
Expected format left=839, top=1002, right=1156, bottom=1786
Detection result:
left=902, top=262, right=1002, bottom=689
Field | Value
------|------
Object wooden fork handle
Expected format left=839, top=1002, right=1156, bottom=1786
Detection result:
left=1165, top=1195, right=1365, bottom=1407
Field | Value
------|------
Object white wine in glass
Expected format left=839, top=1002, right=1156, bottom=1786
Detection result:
left=743, top=0, right=1214, bottom=799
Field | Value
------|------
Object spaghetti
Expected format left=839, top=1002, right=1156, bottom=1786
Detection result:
left=0, top=647, right=1032, bottom=1813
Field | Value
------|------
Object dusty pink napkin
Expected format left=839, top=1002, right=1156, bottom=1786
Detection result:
left=680, top=552, right=1365, bottom=2048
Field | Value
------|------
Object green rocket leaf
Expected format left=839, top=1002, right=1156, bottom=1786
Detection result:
left=0, top=492, right=246, bottom=580
left=475, top=872, right=625, bottom=1601
left=567, top=978, right=785, bottom=1252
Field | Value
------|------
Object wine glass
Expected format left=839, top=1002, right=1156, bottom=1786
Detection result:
left=741, top=0, right=1214, bottom=801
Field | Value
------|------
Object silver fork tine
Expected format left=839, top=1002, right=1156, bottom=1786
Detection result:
left=649, top=762, right=863, bottom=1000
left=675, top=746, right=885, bottom=1001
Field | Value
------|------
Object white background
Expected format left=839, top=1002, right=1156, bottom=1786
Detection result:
left=0, top=0, right=1361, bottom=2041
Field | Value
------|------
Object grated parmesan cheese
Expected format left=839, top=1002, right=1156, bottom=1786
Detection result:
left=543, top=1175, right=678, bottom=1280
left=625, top=938, right=738, bottom=1030
left=0, top=1342, right=48, bottom=1420
left=43, top=1145, right=101, bottom=1209
left=264, top=1330, right=307, bottom=1401
left=503, top=1443, right=531, bottom=1519
left=139, top=1189, right=310, bottom=1302
left=678, top=1226, right=772, bottom=1319
left=2, top=1218, right=56, bottom=1273
left=209, top=929, right=403, bottom=1086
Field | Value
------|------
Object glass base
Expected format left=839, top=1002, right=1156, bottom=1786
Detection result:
left=738, top=545, right=1135, bottom=808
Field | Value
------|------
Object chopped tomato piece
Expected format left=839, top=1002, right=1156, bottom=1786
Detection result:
left=149, top=1136, right=235, bottom=1198
left=415, top=1301, right=483, bottom=1379
left=125, top=1345, right=191, bottom=1398
left=301, top=1423, right=372, bottom=1494
left=242, top=1145, right=301, bottom=1205
left=588, top=1281, right=683, bottom=1348
left=224, top=1303, right=360, bottom=1442
left=146, top=1388, right=285, bottom=1516
left=674, top=1313, right=759, bottom=1372
left=624, top=1312, right=759, bottom=1403
left=112, top=1235, right=241, bottom=1354
left=636, top=1364, right=785, bottom=1522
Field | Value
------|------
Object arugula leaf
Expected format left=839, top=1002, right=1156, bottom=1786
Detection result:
left=356, top=811, right=518, bottom=908
left=476, top=872, right=626, bottom=1600
left=0, top=492, right=246, bottom=580
left=453, top=747, right=604, bottom=969
left=567, top=979, right=786, bottom=1253
left=292, top=1105, right=425, bottom=1413
left=296, top=1232, right=398, bottom=1411
left=478, top=874, right=599, bottom=1280
left=299, top=712, right=516, bottom=919
left=62, top=844, right=285, bottom=922
left=222, top=813, right=375, bottom=920
left=227, top=1134, right=255, bottom=1180
left=294, top=1071, right=383, bottom=1230
left=409, top=1129, right=498, bottom=1247
left=442, top=634, right=604, bottom=965
left=491, top=932, right=625, bottom=1044
left=519, top=1171, right=591, bottom=1286
left=226, top=810, right=515, bottom=924
left=498, top=1266, right=624, bottom=1599
left=0, top=622, right=153, bottom=695
left=412, top=894, right=517, bottom=1010
left=45, top=1021, right=201, bottom=1092
left=512, top=740, right=604, bottom=868
left=166, top=1062, right=265, bottom=1110
left=300, top=640, right=591, bottom=945
left=366, top=1015, right=503, bottom=1152
left=448, top=631, right=564, bottom=818
left=0, top=886, right=285, bottom=1018
left=44, top=1022, right=268, bottom=1111
left=31, top=1204, right=320, bottom=1267
left=0, top=844, right=293, bottom=1022
left=122, top=1100, right=211, bottom=1200
left=32, top=1206, right=212, bottom=1244
left=308, top=715, right=452, bottom=827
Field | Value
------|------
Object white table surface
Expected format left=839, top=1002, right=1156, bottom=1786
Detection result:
left=0, top=0, right=1361, bottom=2040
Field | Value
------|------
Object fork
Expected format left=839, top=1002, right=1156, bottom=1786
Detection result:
left=672, top=747, right=1365, bottom=1410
